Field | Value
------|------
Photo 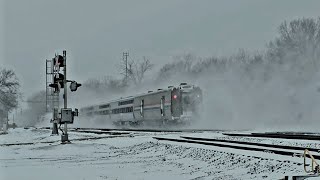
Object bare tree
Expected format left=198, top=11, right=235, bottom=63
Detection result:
left=133, top=56, right=153, bottom=84
left=119, top=56, right=153, bottom=85
left=0, top=68, right=19, bottom=93
left=0, top=68, right=20, bottom=111
left=157, top=53, right=196, bottom=81
left=267, top=17, right=320, bottom=63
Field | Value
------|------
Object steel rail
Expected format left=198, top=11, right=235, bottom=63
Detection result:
left=153, top=137, right=320, bottom=160
left=223, top=133, right=320, bottom=141
left=39, top=127, right=222, bottom=133
left=181, top=136, right=320, bottom=153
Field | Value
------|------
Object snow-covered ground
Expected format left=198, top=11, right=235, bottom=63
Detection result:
left=0, top=128, right=318, bottom=180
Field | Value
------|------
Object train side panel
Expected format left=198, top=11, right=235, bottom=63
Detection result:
left=133, top=90, right=172, bottom=123
left=109, top=99, right=134, bottom=123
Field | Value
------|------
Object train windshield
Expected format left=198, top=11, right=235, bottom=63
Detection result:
left=181, top=91, right=202, bottom=112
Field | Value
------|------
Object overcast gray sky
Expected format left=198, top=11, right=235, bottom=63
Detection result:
left=2, top=0, right=320, bottom=99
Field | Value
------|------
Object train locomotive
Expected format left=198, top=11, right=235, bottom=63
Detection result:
left=80, top=83, right=202, bottom=126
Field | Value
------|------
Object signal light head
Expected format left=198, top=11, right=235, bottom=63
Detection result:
left=49, top=83, right=58, bottom=88
left=49, top=83, right=60, bottom=92
left=173, top=95, right=177, bottom=99
left=55, top=55, right=65, bottom=67
left=70, top=81, right=82, bottom=92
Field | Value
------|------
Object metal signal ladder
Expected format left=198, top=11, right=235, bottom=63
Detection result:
left=46, top=59, right=59, bottom=112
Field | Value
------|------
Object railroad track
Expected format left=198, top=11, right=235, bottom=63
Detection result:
left=0, top=134, right=130, bottom=147
left=223, top=132, right=320, bottom=141
left=39, top=127, right=222, bottom=133
left=153, top=136, right=320, bottom=160
left=181, top=136, right=320, bottom=153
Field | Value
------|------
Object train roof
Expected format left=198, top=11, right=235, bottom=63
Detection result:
left=134, top=88, right=172, bottom=98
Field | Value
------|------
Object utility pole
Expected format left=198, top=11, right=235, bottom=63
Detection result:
left=61, top=50, right=69, bottom=143
left=63, top=50, right=67, bottom=109
left=123, top=52, right=129, bottom=85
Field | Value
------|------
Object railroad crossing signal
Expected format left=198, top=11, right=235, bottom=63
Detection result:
left=70, top=81, right=82, bottom=92
left=49, top=54, right=66, bottom=92
left=46, top=50, right=82, bottom=143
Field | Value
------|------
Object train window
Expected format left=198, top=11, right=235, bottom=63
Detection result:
left=118, top=99, right=134, bottom=106
left=183, top=95, right=191, bottom=104
left=160, top=96, right=165, bottom=116
left=99, top=104, right=110, bottom=109
left=112, top=107, right=134, bottom=114
left=140, top=100, right=144, bottom=117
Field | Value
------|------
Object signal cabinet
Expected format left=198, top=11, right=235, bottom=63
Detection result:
left=60, top=108, right=74, bottom=124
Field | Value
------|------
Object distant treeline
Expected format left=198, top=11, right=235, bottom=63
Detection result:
left=83, top=17, right=320, bottom=92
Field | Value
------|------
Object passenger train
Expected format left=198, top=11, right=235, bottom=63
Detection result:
left=80, top=83, right=202, bottom=126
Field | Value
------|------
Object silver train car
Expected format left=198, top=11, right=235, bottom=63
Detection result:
left=80, top=83, right=202, bottom=126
